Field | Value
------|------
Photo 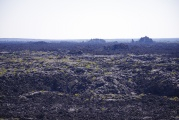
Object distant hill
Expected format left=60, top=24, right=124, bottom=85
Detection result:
left=87, top=38, right=106, bottom=44
left=138, top=36, right=154, bottom=44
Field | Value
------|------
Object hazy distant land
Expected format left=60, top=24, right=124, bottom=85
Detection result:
left=0, top=38, right=179, bottom=43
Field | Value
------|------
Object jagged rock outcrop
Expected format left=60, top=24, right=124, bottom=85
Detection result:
left=131, top=39, right=135, bottom=43
left=138, top=36, right=153, bottom=43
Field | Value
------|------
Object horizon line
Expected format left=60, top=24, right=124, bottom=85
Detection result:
left=1, top=37, right=179, bottom=40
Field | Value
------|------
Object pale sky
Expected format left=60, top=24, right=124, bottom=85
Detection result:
left=0, top=0, right=179, bottom=39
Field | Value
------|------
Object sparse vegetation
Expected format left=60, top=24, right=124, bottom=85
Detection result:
left=0, top=40, right=179, bottom=119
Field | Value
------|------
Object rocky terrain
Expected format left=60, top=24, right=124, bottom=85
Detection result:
left=0, top=39, right=179, bottom=119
